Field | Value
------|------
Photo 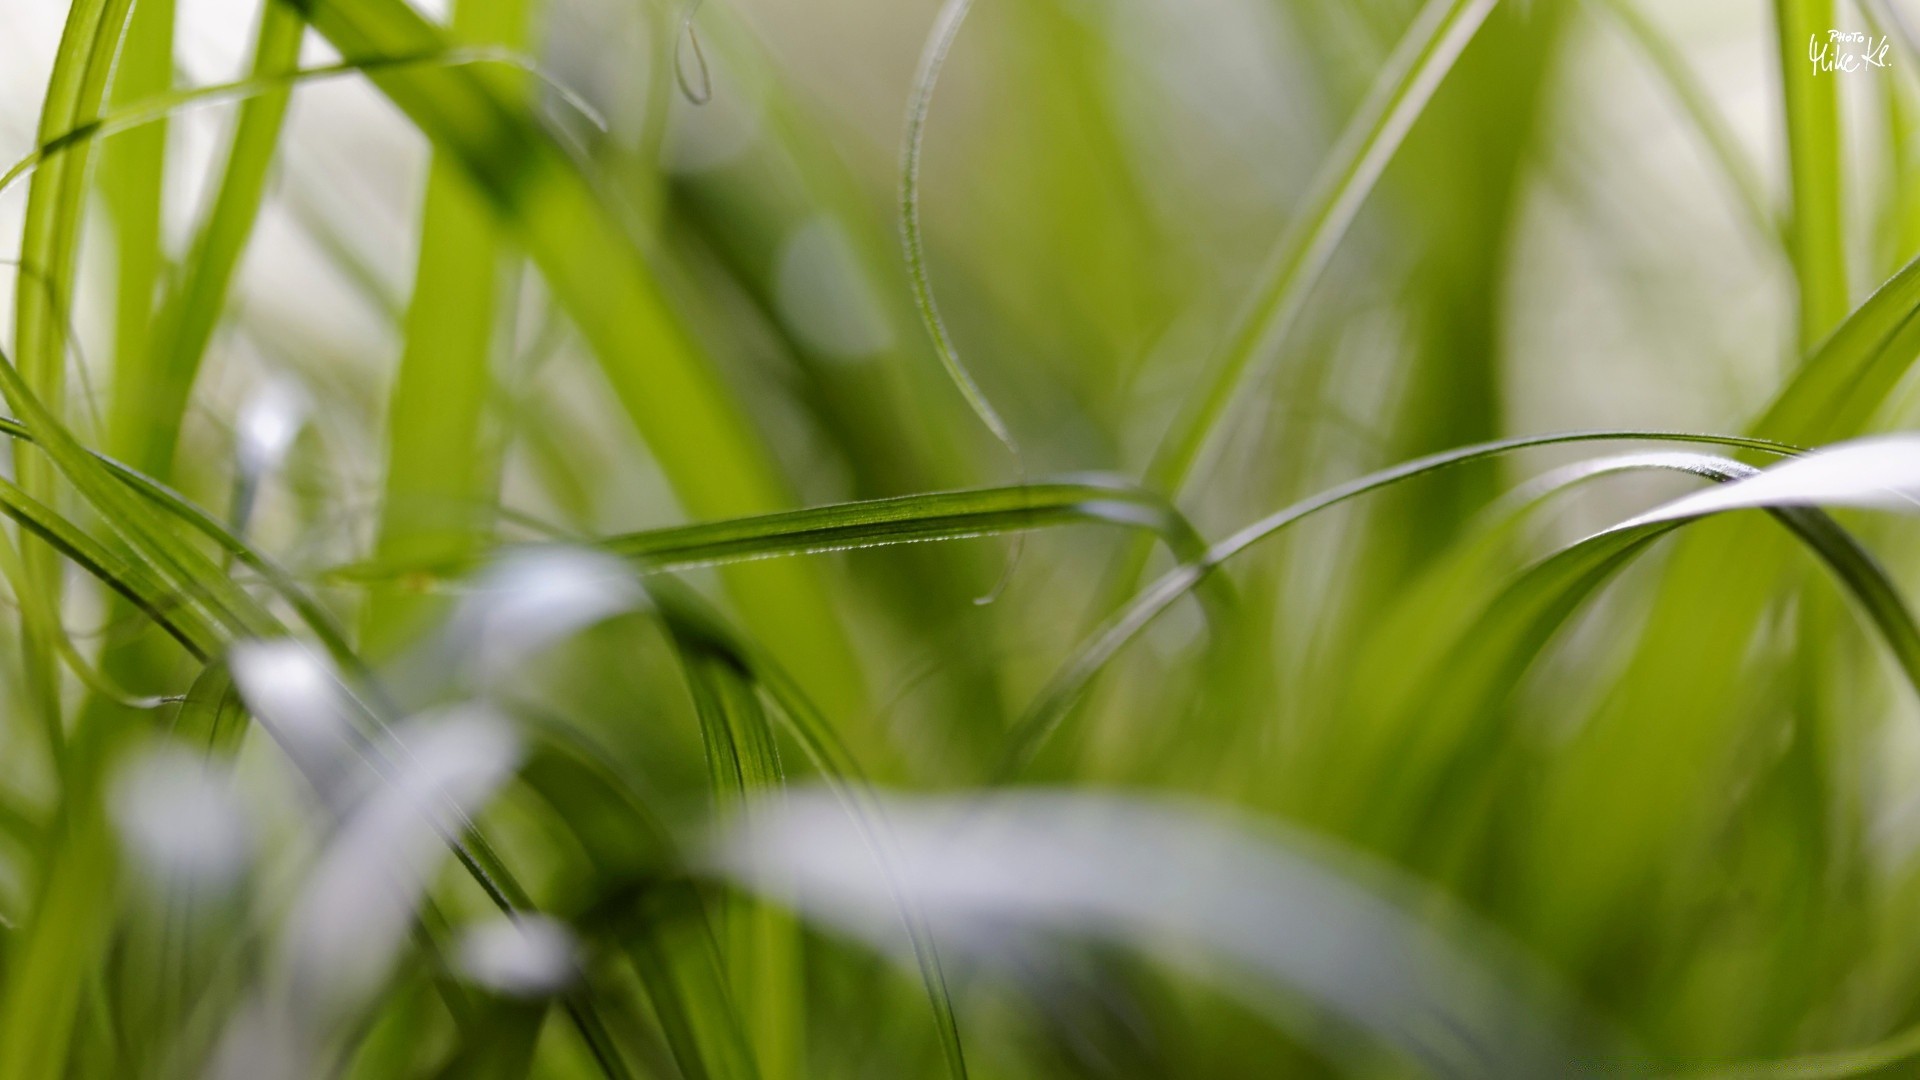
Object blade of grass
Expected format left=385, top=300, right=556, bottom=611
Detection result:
left=998, top=429, right=1802, bottom=777
left=332, top=480, right=1221, bottom=607
left=275, top=0, right=869, bottom=723
left=0, top=49, right=605, bottom=199
left=1774, top=0, right=1848, bottom=350
left=111, top=1, right=301, bottom=478
left=1141, top=0, right=1501, bottom=501
left=1339, top=455, right=1920, bottom=854
left=362, top=0, right=527, bottom=654
left=645, top=578, right=969, bottom=1080
left=11, top=0, right=138, bottom=804
left=669, top=632, right=797, bottom=1080
left=102, top=0, right=175, bottom=436
left=899, top=0, right=1019, bottom=463
left=1758, top=252, right=1920, bottom=443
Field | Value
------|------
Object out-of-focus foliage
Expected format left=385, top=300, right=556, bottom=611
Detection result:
left=0, top=0, right=1917, bottom=1075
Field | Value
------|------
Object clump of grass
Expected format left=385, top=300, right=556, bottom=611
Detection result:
left=0, top=0, right=1917, bottom=1076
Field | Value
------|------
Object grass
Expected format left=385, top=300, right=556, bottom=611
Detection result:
left=0, top=0, right=1918, bottom=1076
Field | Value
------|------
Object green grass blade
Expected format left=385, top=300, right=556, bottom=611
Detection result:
left=1774, top=0, right=1848, bottom=349
left=1759, top=252, right=1920, bottom=442
left=363, top=0, right=527, bottom=653
left=1141, top=0, right=1501, bottom=499
left=998, top=429, right=1802, bottom=777
left=112, top=1, right=302, bottom=477
left=899, top=0, right=1019, bottom=461
left=101, top=0, right=175, bottom=425
left=0, top=50, right=599, bottom=199
left=669, top=632, right=796, bottom=1080
left=646, top=579, right=970, bottom=1080
left=334, top=480, right=1216, bottom=594
left=11, top=0, right=138, bottom=800
left=278, top=0, right=869, bottom=722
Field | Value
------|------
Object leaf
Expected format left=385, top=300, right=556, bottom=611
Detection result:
left=101, top=0, right=175, bottom=443
left=1611, top=434, right=1920, bottom=527
left=1773, top=0, right=1848, bottom=349
left=278, top=0, right=869, bottom=721
left=1142, top=0, right=1504, bottom=498
left=645, top=578, right=970, bottom=1080
left=1000, top=429, right=1800, bottom=777
left=898, top=0, right=1018, bottom=460
left=665, top=621, right=800, bottom=1080
left=363, top=0, right=529, bottom=653
left=712, top=789, right=1618, bottom=1078
left=112, top=1, right=302, bottom=478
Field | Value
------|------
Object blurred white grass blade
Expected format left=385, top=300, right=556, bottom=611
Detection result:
left=713, top=790, right=1615, bottom=1077
left=229, top=639, right=358, bottom=791
left=235, top=375, right=310, bottom=481
left=776, top=215, right=894, bottom=362
left=110, top=744, right=252, bottom=893
left=280, top=706, right=521, bottom=1016
left=455, top=914, right=580, bottom=998
left=446, top=546, right=647, bottom=683
left=1615, top=436, right=1920, bottom=530
left=232, top=376, right=311, bottom=538
left=1505, top=452, right=1756, bottom=507
left=210, top=1000, right=309, bottom=1080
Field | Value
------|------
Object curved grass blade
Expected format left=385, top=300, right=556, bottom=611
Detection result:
left=1332, top=451, right=1920, bottom=849
left=899, top=0, right=1019, bottom=462
left=10, top=0, right=136, bottom=819
left=0, top=50, right=607, bottom=198
left=999, top=429, right=1802, bottom=778
left=0, top=473, right=219, bottom=661
left=645, top=579, right=970, bottom=1080
left=610, top=480, right=1212, bottom=569
left=331, top=479, right=1232, bottom=615
left=1756, top=252, right=1920, bottom=441
left=664, top=633, right=791, bottom=1080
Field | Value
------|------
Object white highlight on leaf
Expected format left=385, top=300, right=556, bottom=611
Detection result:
left=280, top=706, right=522, bottom=1016
left=235, top=376, right=310, bottom=481
left=1615, top=434, right=1920, bottom=530
left=448, top=546, right=646, bottom=681
left=110, top=744, right=252, bottom=892
left=228, top=639, right=356, bottom=787
left=711, top=789, right=1611, bottom=1076
left=455, top=915, right=580, bottom=998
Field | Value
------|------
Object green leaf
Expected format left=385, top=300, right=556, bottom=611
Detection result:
left=111, top=1, right=302, bottom=478
left=1142, top=0, right=1503, bottom=499
left=363, top=0, right=528, bottom=653
left=1774, top=0, right=1849, bottom=349
left=277, top=0, right=869, bottom=722
left=999, top=429, right=1801, bottom=777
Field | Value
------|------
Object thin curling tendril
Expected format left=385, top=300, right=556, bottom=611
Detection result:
left=676, top=0, right=713, bottom=105
left=902, top=0, right=1026, bottom=603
